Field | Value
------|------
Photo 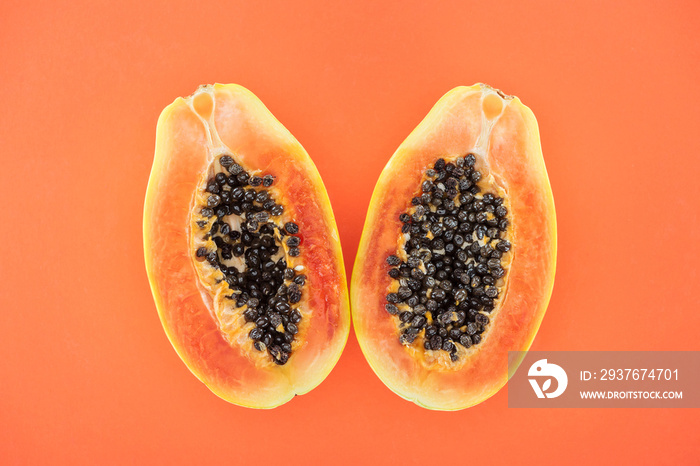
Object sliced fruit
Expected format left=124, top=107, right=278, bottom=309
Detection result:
left=144, top=83, right=350, bottom=408
left=351, top=84, right=556, bottom=410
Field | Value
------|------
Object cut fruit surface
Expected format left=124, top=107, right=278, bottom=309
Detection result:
left=351, top=84, right=556, bottom=410
left=144, top=84, right=350, bottom=408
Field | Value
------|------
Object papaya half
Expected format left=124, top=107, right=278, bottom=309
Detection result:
left=143, top=84, right=350, bottom=408
left=351, top=84, right=556, bottom=410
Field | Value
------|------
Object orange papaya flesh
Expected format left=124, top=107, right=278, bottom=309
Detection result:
left=351, top=84, right=556, bottom=410
left=144, top=84, right=350, bottom=408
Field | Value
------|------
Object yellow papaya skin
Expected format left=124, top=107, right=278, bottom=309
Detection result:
left=144, top=84, right=350, bottom=408
left=351, top=84, right=557, bottom=410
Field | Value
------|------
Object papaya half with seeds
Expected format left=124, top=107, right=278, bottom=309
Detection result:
left=351, top=84, right=556, bottom=410
left=144, top=84, right=350, bottom=408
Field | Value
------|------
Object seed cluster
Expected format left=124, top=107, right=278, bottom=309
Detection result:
left=385, top=154, right=511, bottom=362
left=195, top=154, right=304, bottom=365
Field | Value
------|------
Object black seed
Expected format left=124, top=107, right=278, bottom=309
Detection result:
left=464, top=153, right=476, bottom=166
left=397, top=286, right=412, bottom=300
left=293, top=274, right=306, bottom=286
left=431, top=289, right=446, bottom=301
left=459, top=334, right=472, bottom=348
left=426, top=299, right=438, bottom=312
left=496, top=240, right=511, bottom=252
left=430, top=335, right=443, bottom=350
left=231, top=187, right=245, bottom=200
left=207, top=181, right=220, bottom=194
left=278, top=342, right=291, bottom=354
left=262, top=175, right=275, bottom=187
left=207, top=194, right=221, bottom=208
left=467, top=322, right=479, bottom=335
left=255, top=212, right=270, bottom=223
left=219, top=155, right=234, bottom=167
left=400, top=333, right=416, bottom=345
left=196, top=247, right=207, bottom=258
left=287, top=236, right=301, bottom=247
left=225, top=162, right=242, bottom=174
left=406, top=278, right=421, bottom=292
left=406, top=256, right=421, bottom=268
left=385, top=304, right=399, bottom=315
left=249, top=328, right=263, bottom=340
left=271, top=205, right=284, bottom=216
left=201, top=208, right=214, bottom=218
left=434, top=158, right=446, bottom=171
left=271, top=347, right=289, bottom=365
left=388, top=268, right=400, bottom=278
left=289, top=289, right=302, bottom=304
left=444, top=216, right=458, bottom=229
left=387, top=293, right=400, bottom=304
left=243, top=309, right=258, bottom=322
left=288, top=247, right=300, bottom=257
left=215, top=172, right=227, bottom=185
left=237, top=172, right=249, bottom=185
left=442, top=339, right=455, bottom=352
left=279, top=221, right=298, bottom=234
left=249, top=176, right=262, bottom=187
left=411, top=315, right=426, bottom=328
left=399, top=311, right=413, bottom=323
left=255, top=314, right=269, bottom=327
left=386, top=255, right=401, bottom=266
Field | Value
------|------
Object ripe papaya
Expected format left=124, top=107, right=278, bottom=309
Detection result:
left=351, top=84, right=556, bottom=410
left=143, top=84, right=350, bottom=408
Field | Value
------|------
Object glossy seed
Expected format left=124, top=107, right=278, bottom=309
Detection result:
left=284, top=222, right=299, bottom=234
left=385, top=304, right=399, bottom=315
left=386, top=255, right=401, bottom=266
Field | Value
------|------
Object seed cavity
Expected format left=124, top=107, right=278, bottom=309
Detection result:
left=385, top=154, right=511, bottom=362
left=194, top=154, right=304, bottom=365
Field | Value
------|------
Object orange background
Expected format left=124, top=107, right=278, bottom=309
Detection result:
left=1, top=1, right=699, bottom=464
